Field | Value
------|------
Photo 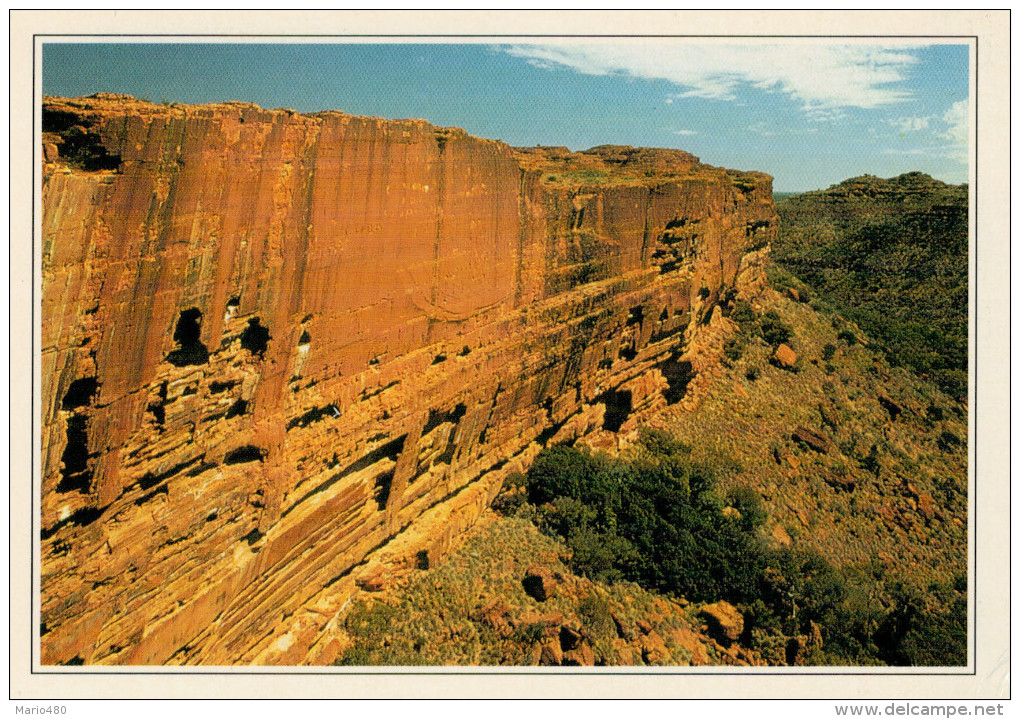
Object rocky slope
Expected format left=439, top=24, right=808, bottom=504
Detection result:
left=334, top=516, right=766, bottom=667
left=40, top=94, right=776, bottom=665
left=353, top=285, right=966, bottom=667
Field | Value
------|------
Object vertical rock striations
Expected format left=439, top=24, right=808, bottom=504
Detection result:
left=39, top=94, right=777, bottom=664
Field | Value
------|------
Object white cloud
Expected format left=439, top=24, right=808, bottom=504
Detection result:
left=935, top=99, right=969, bottom=163
left=672, top=129, right=697, bottom=136
left=889, top=116, right=931, bottom=132
left=881, top=100, right=969, bottom=164
left=940, top=100, right=969, bottom=146
left=503, top=43, right=921, bottom=112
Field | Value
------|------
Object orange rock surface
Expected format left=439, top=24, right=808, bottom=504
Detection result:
left=39, top=94, right=777, bottom=664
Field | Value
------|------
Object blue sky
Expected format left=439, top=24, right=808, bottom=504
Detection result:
left=42, top=42, right=970, bottom=192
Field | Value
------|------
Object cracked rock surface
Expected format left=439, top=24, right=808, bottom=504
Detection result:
left=40, top=94, right=776, bottom=665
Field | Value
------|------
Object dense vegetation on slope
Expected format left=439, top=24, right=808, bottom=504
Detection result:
left=501, top=432, right=768, bottom=603
left=772, top=173, right=968, bottom=400
left=502, top=429, right=965, bottom=667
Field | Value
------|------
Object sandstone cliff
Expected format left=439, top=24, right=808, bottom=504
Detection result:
left=39, top=94, right=776, bottom=664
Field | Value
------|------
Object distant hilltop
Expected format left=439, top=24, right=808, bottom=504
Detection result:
left=824, top=171, right=966, bottom=193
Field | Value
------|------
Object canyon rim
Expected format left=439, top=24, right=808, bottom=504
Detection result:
left=39, top=93, right=776, bottom=665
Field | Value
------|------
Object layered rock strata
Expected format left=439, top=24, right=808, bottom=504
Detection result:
left=39, top=94, right=776, bottom=664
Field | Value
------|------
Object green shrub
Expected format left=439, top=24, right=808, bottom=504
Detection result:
left=759, top=311, right=794, bottom=348
left=512, top=621, right=547, bottom=645
left=727, top=485, right=767, bottom=530
left=861, top=445, right=881, bottom=477
left=937, top=430, right=964, bottom=453
left=723, top=336, right=745, bottom=364
left=730, top=299, right=758, bottom=327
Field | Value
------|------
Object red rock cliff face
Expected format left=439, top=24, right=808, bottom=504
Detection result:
left=40, top=94, right=776, bottom=665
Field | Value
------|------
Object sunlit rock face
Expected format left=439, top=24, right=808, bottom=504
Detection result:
left=39, top=94, right=776, bottom=665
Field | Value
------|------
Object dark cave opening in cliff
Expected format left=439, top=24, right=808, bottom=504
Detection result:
left=209, top=380, right=237, bottom=394
left=423, top=403, right=467, bottom=435
left=61, top=377, right=98, bottom=411
left=40, top=505, right=104, bottom=541
left=241, top=318, right=271, bottom=357
left=225, top=445, right=264, bottom=465
left=57, top=414, right=92, bottom=493
left=374, top=470, right=395, bottom=510
left=225, top=399, right=248, bottom=419
left=242, top=528, right=264, bottom=546
left=167, top=308, right=209, bottom=366
left=660, top=356, right=695, bottom=404
left=599, top=389, right=633, bottom=433
left=147, top=402, right=165, bottom=427
left=60, top=420, right=87, bottom=475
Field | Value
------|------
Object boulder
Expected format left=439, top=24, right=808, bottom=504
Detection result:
left=472, top=598, right=514, bottom=638
left=522, top=565, right=558, bottom=602
left=562, top=640, right=596, bottom=666
left=668, top=624, right=710, bottom=666
left=700, top=601, right=744, bottom=644
left=539, top=637, right=563, bottom=666
left=824, top=473, right=857, bottom=491
left=355, top=567, right=387, bottom=592
left=772, top=343, right=798, bottom=369
left=611, top=612, right=633, bottom=640
left=519, top=609, right=563, bottom=628
left=640, top=629, right=670, bottom=664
